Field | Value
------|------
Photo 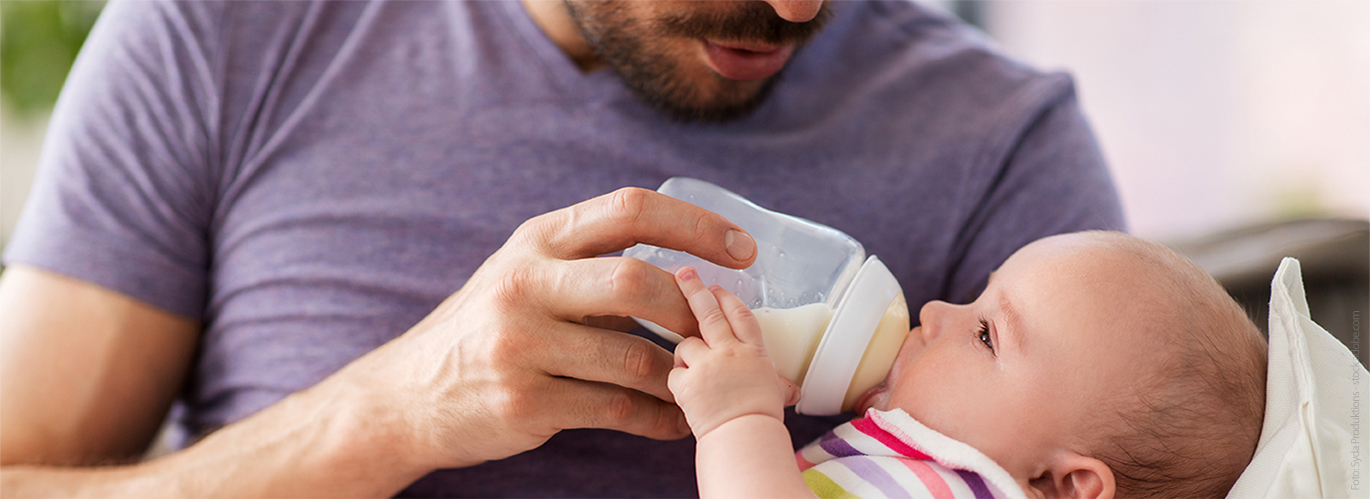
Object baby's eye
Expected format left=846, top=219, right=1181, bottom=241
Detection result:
left=976, top=318, right=994, bottom=352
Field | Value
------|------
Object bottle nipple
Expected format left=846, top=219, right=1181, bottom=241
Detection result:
left=841, top=292, right=910, bottom=411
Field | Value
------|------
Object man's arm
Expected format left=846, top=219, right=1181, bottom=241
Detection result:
left=0, top=266, right=429, bottom=497
left=2, top=188, right=758, bottom=497
left=1, top=266, right=196, bottom=466
left=3, top=1, right=760, bottom=496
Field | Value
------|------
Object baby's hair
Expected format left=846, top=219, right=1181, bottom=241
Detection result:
left=1079, top=232, right=1268, bottom=499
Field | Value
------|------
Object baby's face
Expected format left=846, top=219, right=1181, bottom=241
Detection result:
left=855, top=234, right=1166, bottom=483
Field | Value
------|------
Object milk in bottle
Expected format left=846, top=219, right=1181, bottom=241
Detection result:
left=624, top=177, right=910, bottom=415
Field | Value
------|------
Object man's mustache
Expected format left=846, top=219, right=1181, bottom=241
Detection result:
left=658, top=2, right=835, bottom=45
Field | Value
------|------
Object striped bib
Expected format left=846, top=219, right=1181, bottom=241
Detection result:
left=796, top=408, right=1028, bottom=499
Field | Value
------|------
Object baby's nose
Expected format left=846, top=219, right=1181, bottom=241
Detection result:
left=907, top=325, right=931, bottom=347
left=917, top=300, right=951, bottom=341
left=916, top=323, right=938, bottom=345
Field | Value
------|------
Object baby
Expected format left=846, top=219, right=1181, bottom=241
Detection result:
left=667, top=230, right=1268, bottom=499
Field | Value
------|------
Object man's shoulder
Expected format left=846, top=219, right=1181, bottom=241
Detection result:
left=94, top=0, right=353, bottom=67
left=107, top=0, right=463, bottom=61
left=803, top=0, right=1075, bottom=125
left=852, top=0, right=1052, bottom=85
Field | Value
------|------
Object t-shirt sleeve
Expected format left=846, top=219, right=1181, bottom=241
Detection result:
left=2, top=0, right=223, bottom=320
left=939, top=77, right=1127, bottom=303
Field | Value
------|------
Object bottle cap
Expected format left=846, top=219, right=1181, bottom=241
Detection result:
left=796, top=256, right=903, bottom=416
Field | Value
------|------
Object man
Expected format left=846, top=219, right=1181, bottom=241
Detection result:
left=0, top=0, right=1124, bottom=496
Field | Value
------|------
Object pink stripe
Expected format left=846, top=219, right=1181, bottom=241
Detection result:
left=852, top=417, right=934, bottom=461
left=796, top=451, right=816, bottom=471
left=900, top=459, right=955, bottom=499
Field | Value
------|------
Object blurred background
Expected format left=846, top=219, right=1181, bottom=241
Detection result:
left=2, top=0, right=1367, bottom=364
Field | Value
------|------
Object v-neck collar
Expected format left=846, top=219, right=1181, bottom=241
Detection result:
left=492, top=0, right=623, bottom=105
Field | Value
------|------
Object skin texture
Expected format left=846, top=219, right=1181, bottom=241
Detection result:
left=0, top=268, right=198, bottom=466
left=671, top=233, right=1234, bottom=499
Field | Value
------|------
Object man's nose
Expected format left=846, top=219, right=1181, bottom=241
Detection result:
left=761, top=0, right=823, bottom=23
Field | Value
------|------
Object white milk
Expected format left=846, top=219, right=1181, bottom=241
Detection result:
left=755, top=303, right=835, bottom=384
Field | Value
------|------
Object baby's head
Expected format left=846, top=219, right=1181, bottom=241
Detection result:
left=856, top=231, right=1267, bottom=499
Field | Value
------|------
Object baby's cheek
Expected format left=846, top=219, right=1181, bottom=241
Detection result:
left=886, top=358, right=1003, bottom=445
left=883, top=359, right=960, bottom=420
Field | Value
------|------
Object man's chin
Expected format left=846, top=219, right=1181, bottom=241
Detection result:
left=636, top=72, right=779, bottom=123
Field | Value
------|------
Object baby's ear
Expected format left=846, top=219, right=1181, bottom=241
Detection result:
left=1027, top=453, right=1115, bottom=499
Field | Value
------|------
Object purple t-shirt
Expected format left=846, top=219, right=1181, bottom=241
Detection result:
left=5, top=0, right=1124, bottom=496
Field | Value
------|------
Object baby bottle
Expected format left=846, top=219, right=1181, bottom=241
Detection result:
left=624, top=177, right=910, bottom=416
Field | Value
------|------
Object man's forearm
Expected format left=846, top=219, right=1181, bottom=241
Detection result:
left=1, top=371, right=429, bottom=498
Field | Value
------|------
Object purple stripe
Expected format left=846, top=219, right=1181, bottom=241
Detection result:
left=819, top=432, right=862, bottom=458
left=954, top=469, right=993, bottom=499
left=838, top=458, right=912, bottom=499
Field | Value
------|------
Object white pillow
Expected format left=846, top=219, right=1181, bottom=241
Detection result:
left=1227, top=258, right=1367, bottom=499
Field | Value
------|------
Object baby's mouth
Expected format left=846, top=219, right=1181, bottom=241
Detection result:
left=853, top=382, right=888, bottom=415
left=853, top=326, right=919, bottom=414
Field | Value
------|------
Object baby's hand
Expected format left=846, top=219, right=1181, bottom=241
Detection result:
left=667, top=267, right=800, bottom=440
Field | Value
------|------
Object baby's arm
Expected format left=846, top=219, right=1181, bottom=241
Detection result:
left=668, top=267, right=813, bottom=499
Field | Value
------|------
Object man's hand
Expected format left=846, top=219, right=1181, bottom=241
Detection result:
left=0, top=187, right=760, bottom=497
left=346, top=187, right=759, bottom=470
left=667, top=267, right=799, bottom=440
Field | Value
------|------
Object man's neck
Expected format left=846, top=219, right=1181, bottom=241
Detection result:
left=519, top=0, right=603, bottom=72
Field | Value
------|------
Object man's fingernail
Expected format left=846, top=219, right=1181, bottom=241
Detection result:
left=725, top=230, right=755, bottom=261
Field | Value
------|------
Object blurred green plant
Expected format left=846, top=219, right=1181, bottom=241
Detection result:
left=1, top=0, right=105, bottom=119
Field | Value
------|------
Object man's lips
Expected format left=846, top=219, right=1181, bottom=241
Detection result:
left=700, top=39, right=796, bottom=80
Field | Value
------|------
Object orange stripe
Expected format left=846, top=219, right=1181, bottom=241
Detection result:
left=899, top=459, right=954, bottom=499
left=796, top=451, right=816, bottom=471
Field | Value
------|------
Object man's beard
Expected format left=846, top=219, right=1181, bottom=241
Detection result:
left=565, top=1, right=833, bottom=123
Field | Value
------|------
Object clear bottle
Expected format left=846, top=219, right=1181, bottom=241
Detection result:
left=624, top=177, right=910, bottom=415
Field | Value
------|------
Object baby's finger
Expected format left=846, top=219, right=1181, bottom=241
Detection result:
left=674, top=336, right=709, bottom=367
left=712, top=286, right=764, bottom=346
left=675, top=267, right=734, bottom=347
